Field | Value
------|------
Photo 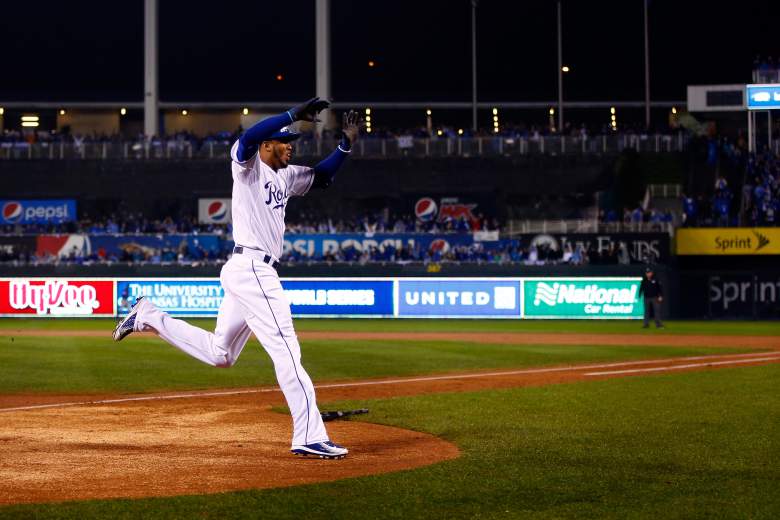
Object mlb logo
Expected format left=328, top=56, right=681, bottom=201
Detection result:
left=198, top=198, right=232, bottom=224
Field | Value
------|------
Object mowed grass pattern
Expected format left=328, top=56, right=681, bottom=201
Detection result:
left=1, top=365, right=777, bottom=519
left=0, top=334, right=758, bottom=394
left=2, top=318, right=780, bottom=336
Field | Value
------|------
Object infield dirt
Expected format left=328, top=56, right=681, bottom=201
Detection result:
left=1, top=330, right=778, bottom=505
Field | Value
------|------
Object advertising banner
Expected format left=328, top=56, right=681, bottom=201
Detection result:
left=116, top=279, right=224, bottom=316
left=0, top=278, right=115, bottom=317
left=115, top=278, right=394, bottom=317
left=519, top=233, right=670, bottom=263
left=707, top=274, right=780, bottom=318
left=746, top=84, right=780, bottom=110
left=676, top=228, right=779, bottom=255
left=414, top=197, right=479, bottom=223
left=0, top=199, right=77, bottom=225
left=0, top=277, right=644, bottom=319
left=0, top=236, right=36, bottom=261
left=523, top=278, right=643, bottom=319
left=397, top=279, right=521, bottom=317
left=37, top=235, right=91, bottom=258
left=282, top=279, right=394, bottom=317
left=283, top=233, right=476, bottom=258
left=90, top=234, right=223, bottom=259
left=198, top=198, right=232, bottom=224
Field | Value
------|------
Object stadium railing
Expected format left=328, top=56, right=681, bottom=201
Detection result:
left=505, top=219, right=674, bottom=235
left=0, top=134, right=692, bottom=160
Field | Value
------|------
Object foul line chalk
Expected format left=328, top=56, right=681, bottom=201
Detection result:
left=0, top=351, right=777, bottom=413
left=584, top=355, right=780, bottom=376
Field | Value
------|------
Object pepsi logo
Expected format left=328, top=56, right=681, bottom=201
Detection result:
left=428, top=238, right=450, bottom=253
left=2, top=202, right=22, bottom=223
left=207, top=201, right=228, bottom=221
left=415, top=197, right=438, bottom=222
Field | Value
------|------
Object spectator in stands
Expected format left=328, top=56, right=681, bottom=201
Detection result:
left=681, top=194, right=697, bottom=227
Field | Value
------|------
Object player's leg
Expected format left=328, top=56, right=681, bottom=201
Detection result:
left=653, top=300, right=663, bottom=328
left=126, top=290, right=251, bottom=368
left=642, top=298, right=651, bottom=328
left=225, top=258, right=330, bottom=448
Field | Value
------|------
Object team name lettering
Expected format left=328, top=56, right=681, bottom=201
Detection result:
left=264, top=181, right=288, bottom=209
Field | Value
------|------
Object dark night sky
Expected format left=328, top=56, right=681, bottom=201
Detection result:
left=1, top=0, right=777, bottom=103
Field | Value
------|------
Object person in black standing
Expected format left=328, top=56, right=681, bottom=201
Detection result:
left=639, top=267, right=664, bottom=328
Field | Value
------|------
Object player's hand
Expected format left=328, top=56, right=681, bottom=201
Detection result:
left=289, top=97, right=330, bottom=122
left=342, top=110, right=362, bottom=145
left=658, top=296, right=663, bottom=302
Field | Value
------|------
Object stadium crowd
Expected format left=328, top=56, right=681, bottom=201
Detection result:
left=0, top=203, right=650, bottom=266
left=598, top=206, right=674, bottom=230
left=1, top=117, right=680, bottom=149
left=679, top=143, right=780, bottom=227
left=2, top=238, right=636, bottom=267
left=0, top=208, right=500, bottom=236
left=284, top=240, right=634, bottom=266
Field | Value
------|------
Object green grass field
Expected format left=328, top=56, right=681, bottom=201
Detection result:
left=1, top=319, right=778, bottom=518
left=3, top=317, right=780, bottom=336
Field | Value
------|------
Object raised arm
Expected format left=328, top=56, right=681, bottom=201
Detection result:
left=312, top=110, right=362, bottom=189
left=235, top=97, right=330, bottom=162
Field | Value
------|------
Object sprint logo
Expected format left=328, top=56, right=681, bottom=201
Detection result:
left=754, top=230, right=770, bottom=251
left=714, top=230, right=771, bottom=252
left=532, top=282, right=637, bottom=307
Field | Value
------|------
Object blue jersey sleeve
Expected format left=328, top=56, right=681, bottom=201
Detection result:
left=311, top=139, right=352, bottom=189
left=235, top=111, right=295, bottom=162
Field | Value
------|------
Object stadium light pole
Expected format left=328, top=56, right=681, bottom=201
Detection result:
left=144, top=0, right=159, bottom=138
left=556, top=1, right=564, bottom=132
left=315, top=0, right=332, bottom=135
left=471, top=0, right=479, bottom=132
left=643, top=0, right=651, bottom=129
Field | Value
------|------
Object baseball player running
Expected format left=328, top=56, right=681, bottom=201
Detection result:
left=113, top=98, right=361, bottom=459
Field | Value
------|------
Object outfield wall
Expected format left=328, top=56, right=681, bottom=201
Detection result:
left=0, top=277, right=643, bottom=320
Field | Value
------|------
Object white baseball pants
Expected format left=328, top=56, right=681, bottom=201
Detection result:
left=133, top=253, right=328, bottom=447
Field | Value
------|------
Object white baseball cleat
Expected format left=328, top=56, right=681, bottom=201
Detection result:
left=112, top=297, right=145, bottom=342
left=291, top=441, right=349, bottom=459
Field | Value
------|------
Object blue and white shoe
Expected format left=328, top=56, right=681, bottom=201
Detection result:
left=112, top=297, right=145, bottom=342
left=291, top=441, right=349, bottom=459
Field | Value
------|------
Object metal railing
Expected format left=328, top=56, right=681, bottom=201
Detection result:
left=0, top=133, right=690, bottom=160
left=506, top=219, right=674, bottom=235
left=648, top=184, right=683, bottom=198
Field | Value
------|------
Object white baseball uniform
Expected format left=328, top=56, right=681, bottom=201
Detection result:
left=132, top=140, right=329, bottom=447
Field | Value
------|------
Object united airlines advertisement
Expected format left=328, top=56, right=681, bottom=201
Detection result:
left=397, top=279, right=521, bottom=318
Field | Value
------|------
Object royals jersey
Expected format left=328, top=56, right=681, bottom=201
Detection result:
left=230, top=140, right=314, bottom=259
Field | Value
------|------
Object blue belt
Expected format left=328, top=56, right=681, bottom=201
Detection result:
left=233, top=246, right=280, bottom=269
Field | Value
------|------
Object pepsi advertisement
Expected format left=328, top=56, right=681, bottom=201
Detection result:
left=1, top=200, right=77, bottom=225
left=198, top=198, right=231, bottom=224
left=397, top=279, right=522, bottom=317
left=283, top=233, right=477, bottom=258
